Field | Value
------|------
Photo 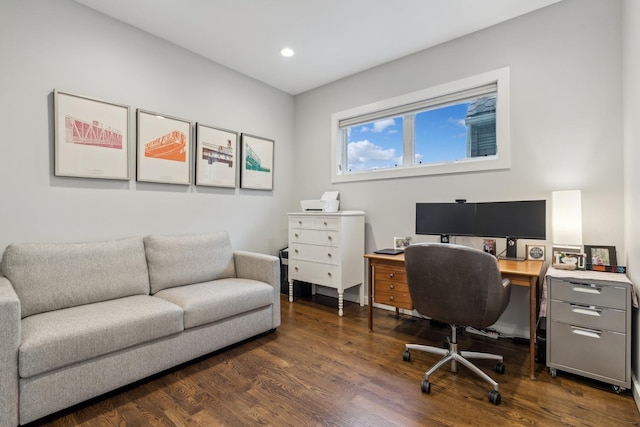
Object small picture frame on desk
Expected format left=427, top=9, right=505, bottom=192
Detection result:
left=393, top=237, right=412, bottom=250
left=552, top=250, right=585, bottom=270
left=526, top=244, right=545, bottom=261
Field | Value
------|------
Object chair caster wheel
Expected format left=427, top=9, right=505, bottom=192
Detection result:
left=402, top=350, right=411, bottom=362
left=488, top=390, right=501, bottom=405
left=494, top=362, right=505, bottom=374
left=421, top=380, right=431, bottom=394
left=612, top=385, right=625, bottom=394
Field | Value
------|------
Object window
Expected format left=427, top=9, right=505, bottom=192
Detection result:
left=331, top=68, right=510, bottom=182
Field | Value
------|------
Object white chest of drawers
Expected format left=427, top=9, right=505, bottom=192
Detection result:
left=546, top=267, right=633, bottom=392
left=287, top=211, right=365, bottom=316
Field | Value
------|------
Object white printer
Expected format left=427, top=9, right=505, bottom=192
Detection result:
left=300, top=191, right=340, bottom=212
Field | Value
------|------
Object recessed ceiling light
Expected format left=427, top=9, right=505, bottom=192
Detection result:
left=280, top=47, right=294, bottom=57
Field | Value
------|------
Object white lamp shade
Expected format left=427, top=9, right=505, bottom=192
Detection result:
left=551, top=190, right=583, bottom=246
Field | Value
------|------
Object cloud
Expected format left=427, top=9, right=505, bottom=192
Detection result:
left=372, top=118, right=396, bottom=133
left=348, top=139, right=396, bottom=164
left=359, top=118, right=396, bottom=133
left=448, top=117, right=466, bottom=127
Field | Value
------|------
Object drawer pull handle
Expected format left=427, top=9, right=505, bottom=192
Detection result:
left=298, top=220, right=302, bottom=225
left=571, top=326, right=601, bottom=339
left=295, top=249, right=299, bottom=254
left=327, top=236, right=333, bottom=241
left=570, top=305, right=601, bottom=316
left=389, top=296, right=395, bottom=301
left=324, top=221, right=328, bottom=226
left=327, top=253, right=332, bottom=258
left=294, top=267, right=299, bottom=271
left=327, top=272, right=332, bottom=277
left=389, top=284, right=395, bottom=290
left=571, top=285, right=602, bottom=295
left=294, top=233, right=299, bottom=238
left=389, top=273, right=395, bottom=278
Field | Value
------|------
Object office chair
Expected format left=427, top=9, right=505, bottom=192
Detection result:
left=402, top=243, right=511, bottom=405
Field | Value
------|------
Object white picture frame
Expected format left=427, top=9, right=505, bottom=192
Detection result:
left=195, top=123, right=238, bottom=188
left=54, top=90, right=130, bottom=180
left=136, top=109, right=192, bottom=185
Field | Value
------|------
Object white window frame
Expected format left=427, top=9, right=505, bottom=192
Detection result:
left=331, top=67, right=510, bottom=183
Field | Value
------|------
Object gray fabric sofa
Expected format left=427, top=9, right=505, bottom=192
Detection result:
left=0, top=232, right=280, bottom=426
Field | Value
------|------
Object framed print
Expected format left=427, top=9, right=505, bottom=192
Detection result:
left=195, top=123, right=238, bottom=187
left=137, top=109, right=192, bottom=185
left=526, top=244, right=545, bottom=261
left=240, top=134, right=274, bottom=190
left=54, top=90, right=130, bottom=180
left=584, top=245, right=617, bottom=267
left=393, top=237, right=412, bottom=250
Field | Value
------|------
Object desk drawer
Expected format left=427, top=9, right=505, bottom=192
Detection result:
left=550, top=278, right=626, bottom=309
left=549, top=320, right=625, bottom=382
left=550, top=300, right=626, bottom=333
left=374, top=264, right=406, bottom=284
left=374, top=289, right=412, bottom=309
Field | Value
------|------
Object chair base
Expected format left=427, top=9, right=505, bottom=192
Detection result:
left=403, top=325, right=504, bottom=404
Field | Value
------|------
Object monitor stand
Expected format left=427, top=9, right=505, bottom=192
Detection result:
left=501, top=237, right=525, bottom=261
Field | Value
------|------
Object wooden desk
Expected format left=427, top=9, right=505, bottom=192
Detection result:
left=364, top=252, right=543, bottom=379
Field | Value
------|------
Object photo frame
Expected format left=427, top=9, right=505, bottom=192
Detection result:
left=483, top=239, right=497, bottom=256
left=584, top=245, right=617, bottom=267
left=526, top=244, right=546, bottom=261
left=393, top=237, right=412, bottom=250
left=240, top=134, right=274, bottom=190
left=54, top=90, right=130, bottom=180
left=137, top=109, right=192, bottom=184
left=195, top=123, right=238, bottom=188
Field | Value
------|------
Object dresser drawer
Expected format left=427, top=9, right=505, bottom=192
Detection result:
left=289, top=259, right=339, bottom=288
left=289, top=216, right=340, bottom=230
left=550, top=300, right=626, bottom=333
left=549, top=278, right=627, bottom=310
left=289, top=229, right=339, bottom=246
left=549, top=320, right=626, bottom=382
left=289, top=243, right=340, bottom=265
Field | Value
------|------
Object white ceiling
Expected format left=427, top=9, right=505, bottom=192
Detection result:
left=74, top=0, right=562, bottom=95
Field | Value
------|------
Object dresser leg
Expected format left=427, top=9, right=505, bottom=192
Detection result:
left=289, top=279, right=294, bottom=303
left=338, top=292, right=344, bottom=316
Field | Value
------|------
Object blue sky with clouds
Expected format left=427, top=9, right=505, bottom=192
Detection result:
left=346, top=103, right=469, bottom=171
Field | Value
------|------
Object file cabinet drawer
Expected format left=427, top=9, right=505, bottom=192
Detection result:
left=549, top=300, right=626, bottom=333
left=549, top=320, right=625, bottom=382
left=549, top=278, right=626, bottom=310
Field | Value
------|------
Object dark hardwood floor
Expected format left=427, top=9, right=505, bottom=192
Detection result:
left=32, top=294, right=639, bottom=426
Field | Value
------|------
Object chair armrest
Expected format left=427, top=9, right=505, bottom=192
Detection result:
left=0, top=276, right=20, bottom=427
left=234, top=251, right=281, bottom=328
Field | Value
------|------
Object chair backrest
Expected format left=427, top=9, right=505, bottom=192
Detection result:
left=404, top=243, right=511, bottom=329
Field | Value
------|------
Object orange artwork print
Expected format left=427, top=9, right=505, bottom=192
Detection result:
left=144, top=131, right=186, bottom=162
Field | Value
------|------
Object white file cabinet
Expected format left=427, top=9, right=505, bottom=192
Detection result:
left=287, top=211, right=365, bottom=316
left=546, top=267, right=633, bottom=392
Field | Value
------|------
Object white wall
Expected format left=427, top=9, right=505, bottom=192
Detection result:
left=622, top=0, right=640, bottom=408
left=0, top=0, right=294, bottom=255
left=294, top=0, right=624, bottom=337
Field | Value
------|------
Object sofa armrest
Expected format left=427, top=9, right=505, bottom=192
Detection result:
left=0, top=276, right=20, bottom=427
left=234, top=251, right=281, bottom=328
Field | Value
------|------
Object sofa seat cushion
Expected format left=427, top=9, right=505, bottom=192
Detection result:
left=153, top=278, right=274, bottom=329
left=19, top=295, right=184, bottom=378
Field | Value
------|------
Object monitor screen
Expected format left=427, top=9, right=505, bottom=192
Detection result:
left=415, top=203, right=477, bottom=236
left=475, top=200, right=546, bottom=240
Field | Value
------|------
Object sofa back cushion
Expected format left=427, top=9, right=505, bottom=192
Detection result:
left=144, top=232, right=236, bottom=294
left=1, top=237, right=150, bottom=318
